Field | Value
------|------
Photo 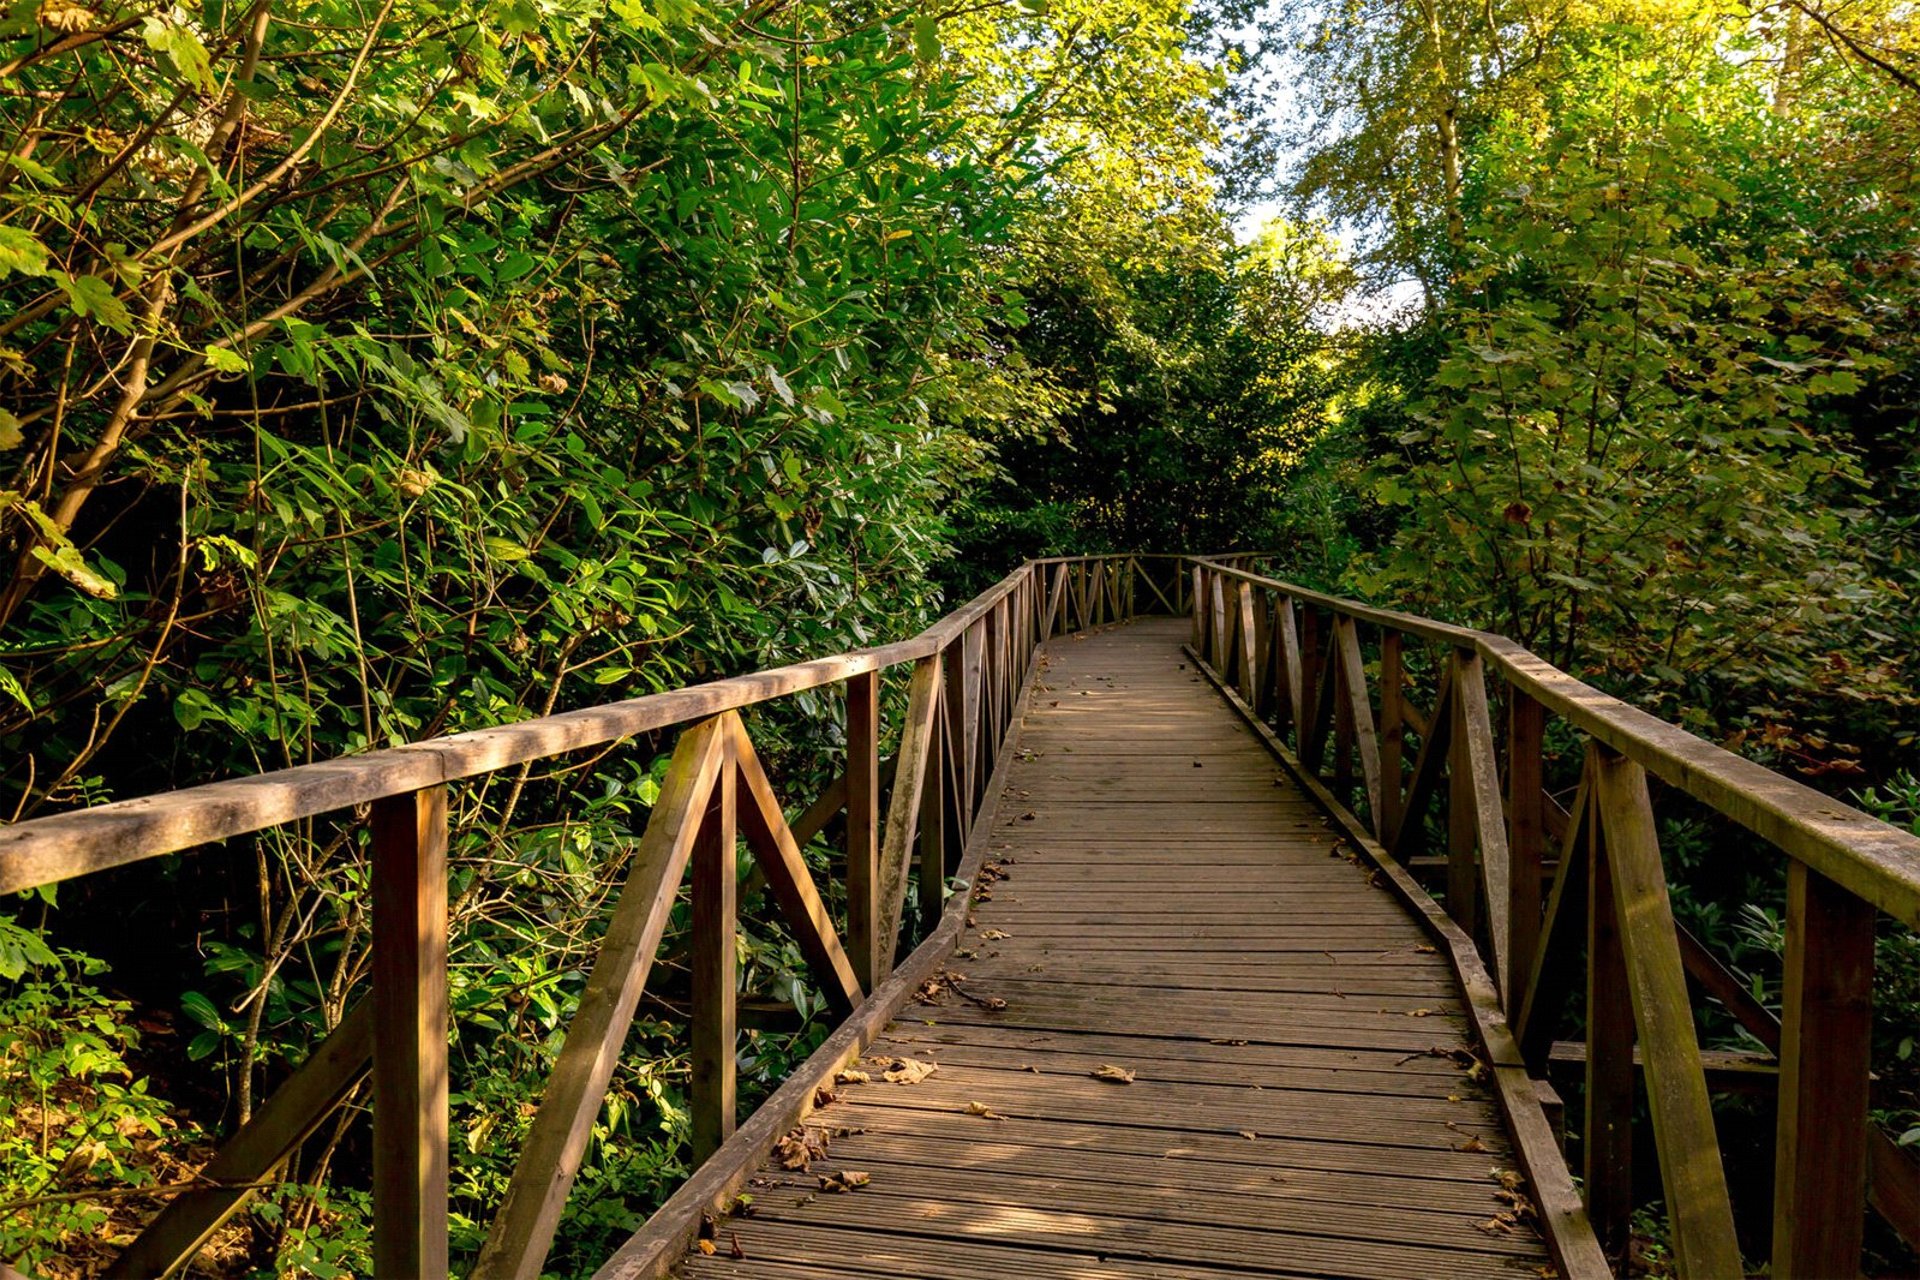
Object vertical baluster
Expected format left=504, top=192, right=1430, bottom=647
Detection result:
left=371, top=786, right=450, bottom=1280
left=690, top=746, right=738, bottom=1163
left=1446, top=651, right=1480, bottom=937
left=1584, top=770, right=1634, bottom=1265
left=1506, top=689, right=1546, bottom=1012
left=1379, top=632, right=1406, bottom=843
left=845, top=670, right=881, bottom=990
left=1235, top=581, right=1258, bottom=705
left=1210, top=574, right=1228, bottom=666
left=1772, top=861, right=1875, bottom=1277
left=1190, top=567, right=1204, bottom=652
left=1298, top=609, right=1328, bottom=769
left=941, top=641, right=969, bottom=849
left=918, top=714, right=948, bottom=926
left=1332, top=631, right=1356, bottom=796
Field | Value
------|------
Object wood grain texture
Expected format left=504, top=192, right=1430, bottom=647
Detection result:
left=370, top=785, right=450, bottom=1280
left=472, top=717, right=727, bottom=1280
left=672, top=620, right=1560, bottom=1280
left=1772, top=860, right=1875, bottom=1277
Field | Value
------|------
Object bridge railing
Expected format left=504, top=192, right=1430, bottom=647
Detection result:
left=1187, top=555, right=1920, bottom=1280
left=0, top=553, right=1184, bottom=1280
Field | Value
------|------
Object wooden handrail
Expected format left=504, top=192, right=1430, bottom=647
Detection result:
left=1190, top=556, right=1920, bottom=926
left=15, top=552, right=1183, bottom=1280
left=1184, top=555, right=1920, bottom=1280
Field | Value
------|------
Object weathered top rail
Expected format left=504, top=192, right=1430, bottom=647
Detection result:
left=0, top=555, right=1187, bottom=896
left=1193, top=556, right=1920, bottom=928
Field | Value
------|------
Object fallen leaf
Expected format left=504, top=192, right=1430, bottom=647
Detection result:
left=981, top=929, right=1012, bottom=940
left=1091, top=1064, right=1136, bottom=1084
left=773, top=1126, right=831, bottom=1170
left=835, top=1069, right=871, bottom=1085
left=728, top=1232, right=746, bottom=1260
left=1406, top=1008, right=1434, bottom=1017
left=1455, top=1135, right=1489, bottom=1153
left=877, top=1058, right=938, bottom=1086
left=818, top=1170, right=871, bottom=1193
left=813, top=1087, right=837, bottom=1107
left=697, top=1240, right=717, bottom=1256
left=964, top=1101, right=1007, bottom=1120
left=1238, top=1130, right=1259, bottom=1140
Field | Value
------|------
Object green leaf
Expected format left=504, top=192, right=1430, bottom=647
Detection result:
left=203, top=345, right=250, bottom=374
left=54, top=272, right=132, bottom=333
left=30, top=541, right=117, bottom=598
left=143, top=16, right=216, bottom=92
left=912, top=15, right=940, bottom=62
left=0, top=410, right=20, bottom=449
left=0, top=226, right=49, bottom=279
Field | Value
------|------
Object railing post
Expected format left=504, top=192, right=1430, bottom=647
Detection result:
left=1190, top=566, right=1204, bottom=652
left=918, top=708, right=948, bottom=925
left=1583, top=766, right=1633, bottom=1266
left=370, top=785, right=450, bottom=1280
left=1772, top=861, right=1875, bottom=1277
left=1446, top=651, right=1480, bottom=937
left=1506, top=689, right=1546, bottom=1012
left=1234, top=581, right=1258, bottom=706
left=1378, top=631, right=1405, bottom=842
left=690, top=739, right=738, bottom=1164
left=845, top=670, right=881, bottom=990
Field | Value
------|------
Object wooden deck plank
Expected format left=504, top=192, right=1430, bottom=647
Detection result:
left=675, top=620, right=1550, bottom=1280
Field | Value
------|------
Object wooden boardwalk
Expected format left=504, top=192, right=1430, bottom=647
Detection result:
left=681, top=619, right=1552, bottom=1279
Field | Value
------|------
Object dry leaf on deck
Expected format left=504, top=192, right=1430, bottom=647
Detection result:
left=963, top=1101, right=1007, bottom=1120
left=818, top=1170, right=872, bottom=1193
left=696, top=1240, right=717, bottom=1256
left=835, top=1069, right=872, bottom=1085
left=1090, top=1064, right=1136, bottom=1084
left=981, top=929, right=1012, bottom=940
left=877, top=1058, right=938, bottom=1085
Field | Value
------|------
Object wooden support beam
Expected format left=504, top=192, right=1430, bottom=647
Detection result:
left=690, top=742, right=738, bottom=1164
left=873, top=656, right=943, bottom=968
left=1332, top=617, right=1383, bottom=823
left=728, top=719, right=862, bottom=1017
left=472, top=719, right=725, bottom=1280
left=371, top=785, right=450, bottom=1280
left=1547, top=1042, right=1779, bottom=1095
left=1275, top=596, right=1304, bottom=737
left=918, top=701, right=948, bottom=926
left=960, top=623, right=984, bottom=807
left=1772, top=861, right=1875, bottom=1278
left=1584, top=778, right=1634, bottom=1267
left=1189, top=567, right=1204, bottom=652
left=1516, top=768, right=1591, bottom=1069
left=1235, top=581, right=1258, bottom=707
left=1378, top=631, right=1406, bottom=843
left=1388, top=662, right=1455, bottom=857
left=105, top=1005, right=373, bottom=1279
left=1676, top=923, right=1780, bottom=1054
left=1506, top=689, right=1547, bottom=1014
left=845, top=670, right=881, bottom=991
left=1453, top=651, right=1512, bottom=996
left=1594, top=752, right=1742, bottom=1280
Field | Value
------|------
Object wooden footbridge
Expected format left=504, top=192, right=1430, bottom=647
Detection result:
left=5, top=555, right=1920, bottom=1279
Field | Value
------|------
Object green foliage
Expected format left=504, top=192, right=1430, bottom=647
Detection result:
left=0, top=950, right=185, bottom=1272
left=955, top=219, right=1352, bottom=567
left=1368, top=64, right=1892, bottom=710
